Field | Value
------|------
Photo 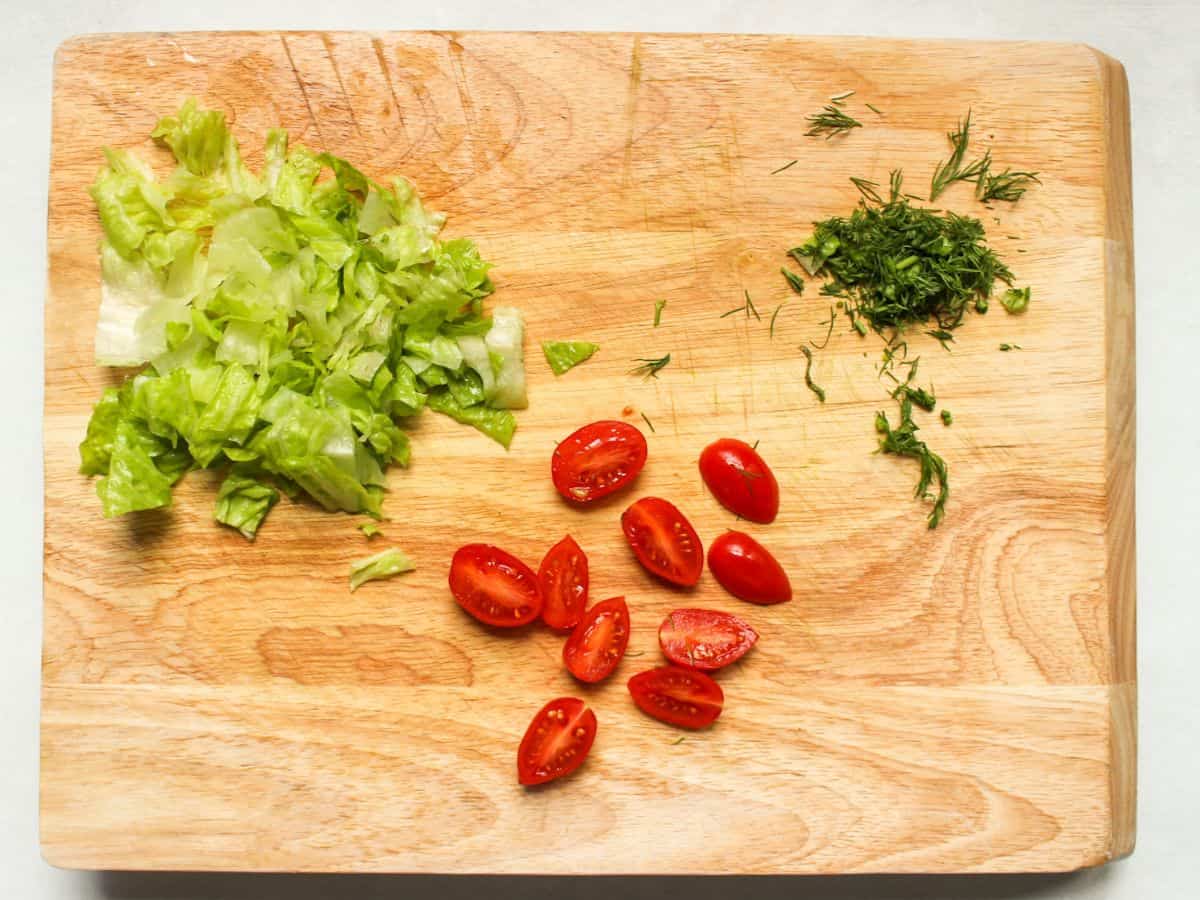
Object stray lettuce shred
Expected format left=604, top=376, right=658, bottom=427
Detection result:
left=359, top=522, right=381, bottom=538
left=542, top=340, right=599, bottom=376
left=80, top=100, right=526, bottom=536
left=349, top=547, right=416, bottom=591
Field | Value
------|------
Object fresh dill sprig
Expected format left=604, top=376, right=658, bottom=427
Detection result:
left=810, top=306, right=836, bottom=350
left=769, top=303, right=787, bottom=338
left=721, top=290, right=761, bottom=320
left=926, top=329, right=955, bottom=351
left=781, top=267, right=806, bottom=295
left=876, top=395, right=949, bottom=529
left=851, top=176, right=883, bottom=204
left=978, top=168, right=1041, bottom=203
left=999, top=342, right=1022, bottom=351
left=895, top=382, right=936, bottom=412
left=929, top=110, right=990, bottom=201
left=806, top=104, right=863, bottom=139
left=640, top=411, right=656, bottom=432
left=771, top=159, right=798, bottom=175
left=629, top=354, right=671, bottom=379
left=653, top=298, right=666, bottom=327
left=799, top=345, right=826, bottom=402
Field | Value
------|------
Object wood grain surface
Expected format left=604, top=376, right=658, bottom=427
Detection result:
left=41, top=31, right=1136, bottom=874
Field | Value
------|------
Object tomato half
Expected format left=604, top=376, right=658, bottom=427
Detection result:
left=563, top=596, right=630, bottom=683
left=517, top=697, right=598, bottom=786
left=658, top=608, right=758, bottom=671
left=449, top=544, right=542, bottom=627
left=698, top=438, right=779, bottom=523
left=552, top=420, right=648, bottom=503
left=538, top=535, right=589, bottom=631
left=707, top=531, right=793, bottom=605
left=620, top=497, right=703, bottom=587
left=627, top=666, right=724, bottom=729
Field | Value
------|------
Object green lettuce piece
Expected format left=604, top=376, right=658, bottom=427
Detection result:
left=215, top=471, right=279, bottom=539
left=349, top=547, right=415, bottom=591
left=542, top=340, right=599, bottom=376
left=81, top=99, right=525, bottom=537
left=427, top=390, right=516, bottom=448
left=96, top=422, right=174, bottom=517
left=359, top=521, right=381, bottom=538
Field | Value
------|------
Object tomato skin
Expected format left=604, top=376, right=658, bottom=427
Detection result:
left=552, top=420, right=648, bottom=503
left=707, top=531, right=792, bottom=605
left=563, top=597, right=630, bottom=683
left=620, top=497, right=704, bottom=587
left=627, top=666, right=724, bottom=729
left=449, top=544, right=543, bottom=627
left=658, top=608, right=758, bottom=671
left=538, top=535, right=589, bottom=631
left=698, top=438, right=779, bottom=524
left=517, top=697, right=598, bottom=786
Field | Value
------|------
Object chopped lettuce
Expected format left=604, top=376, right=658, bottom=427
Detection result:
left=214, top=471, right=279, bottom=539
left=359, top=522, right=381, bottom=538
left=80, top=100, right=526, bottom=534
left=349, top=547, right=416, bottom=591
left=542, top=340, right=599, bottom=376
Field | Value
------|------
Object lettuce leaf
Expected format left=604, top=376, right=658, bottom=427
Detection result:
left=81, top=99, right=525, bottom=537
left=542, top=340, right=599, bottom=376
left=349, top=547, right=416, bottom=591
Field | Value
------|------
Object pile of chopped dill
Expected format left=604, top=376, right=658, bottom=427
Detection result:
left=786, top=154, right=1031, bottom=527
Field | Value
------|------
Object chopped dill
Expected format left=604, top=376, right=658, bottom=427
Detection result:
left=781, top=267, right=806, bottom=295
left=629, top=354, right=671, bottom=379
left=979, top=168, right=1041, bottom=203
left=640, top=412, right=656, bottom=433
left=876, top=395, right=949, bottom=529
left=851, top=176, right=883, bottom=204
left=926, top=329, right=955, bottom=351
left=769, top=302, right=787, bottom=338
left=999, top=343, right=1022, bottom=351
left=653, top=298, right=666, bottom=327
left=929, top=110, right=990, bottom=201
left=771, top=159, right=798, bottom=175
left=721, top=290, right=761, bottom=321
left=1001, top=286, right=1031, bottom=314
left=799, top=345, right=826, bottom=402
left=806, top=104, right=863, bottom=139
left=810, top=306, right=836, bottom=350
left=941, top=409, right=953, bottom=426
left=830, top=90, right=856, bottom=102
left=866, top=102, right=883, bottom=115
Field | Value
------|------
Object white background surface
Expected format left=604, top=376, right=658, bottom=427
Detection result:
left=5, top=2, right=1197, bottom=898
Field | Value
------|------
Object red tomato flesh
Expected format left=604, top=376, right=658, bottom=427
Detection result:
left=449, top=544, right=542, bottom=627
left=563, top=596, right=630, bottom=683
left=620, top=497, right=703, bottom=587
left=658, top=608, right=758, bottom=671
left=552, top=420, right=648, bottom=503
left=707, top=531, right=793, bottom=605
left=627, top=666, right=724, bottom=729
left=538, top=535, right=589, bottom=631
left=517, top=697, right=597, bottom=786
left=698, top=438, right=780, bottom=523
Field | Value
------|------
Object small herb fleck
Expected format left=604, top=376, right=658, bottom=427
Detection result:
left=769, top=303, right=787, bottom=338
left=979, top=168, right=1041, bottom=203
left=941, top=409, right=953, bottom=426
left=926, top=329, right=955, bottom=351
left=653, top=298, right=667, bottom=327
left=800, top=345, right=826, bottom=403
left=721, top=291, right=761, bottom=321
left=629, top=354, right=672, bottom=379
left=851, top=176, right=883, bottom=204
left=771, top=159, right=798, bottom=175
left=359, top=522, right=381, bottom=539
left=1001, top=286, right=1031, bottom=314
left=811, top=306, right=836, bottom=350
left=640, top=412, right=656, bottom=433
left=670, top=736, right=687, bottom=745
left=866, top=102, right=883, bottom=115
left=830, top=89, right=856, bottom=102
left=999, top=342, right=1023, bottom=351
left=781, top=267, right=806, bottom=295
left=876, top=396, right=950, bottom=529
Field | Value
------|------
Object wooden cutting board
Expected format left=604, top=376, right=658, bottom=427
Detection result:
left=41, top=31, right=1135, bottom=874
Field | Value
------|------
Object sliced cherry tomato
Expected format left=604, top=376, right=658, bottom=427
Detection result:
left=538, top=535, right=589, bottom=631
left=620, top=497, right=703, bottom=587
left=627, top=666, right=724, bottom=729
left=552, top=420, right=648, bottom=503
left=449, top=544, right=542, bottom=627
left=658, top=608, right=758, bottom=671
left=563, top=597, right=630, bottom=683
left=698, top=438, right=779, bottom=523
left=517, top=697, right=598, bottom=786
left=707, top=531, right=793, bottom=605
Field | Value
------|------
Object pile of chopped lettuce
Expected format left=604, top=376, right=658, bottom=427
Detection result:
left=79, top=100, right=526, bottom=538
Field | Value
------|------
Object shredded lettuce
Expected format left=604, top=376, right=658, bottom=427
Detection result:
left=79, top=100, right=526, bottom=535
left=349, top=547, right=415, bottom=591
left=359, top=522, right=381, bottom=538
left=542, top=340, right=599, bottom=376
